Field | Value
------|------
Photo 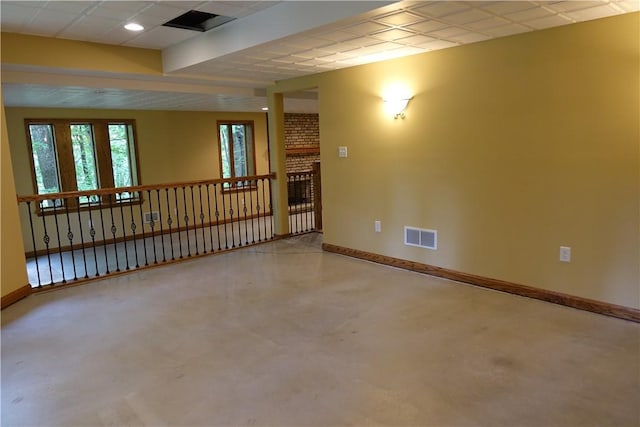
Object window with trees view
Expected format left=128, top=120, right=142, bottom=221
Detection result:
left=26, top=119, right=140, bottom=209
left=217, top=121, right=256, bottom=189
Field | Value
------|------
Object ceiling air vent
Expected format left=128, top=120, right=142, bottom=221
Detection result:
left=404, top=226, right=437, bottom=250
left=162, top=10, right=235, bottom=32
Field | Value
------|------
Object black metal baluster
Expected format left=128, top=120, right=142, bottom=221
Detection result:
left=26, top=202, right=42, bottom=287
left=304, top=173, right=311, bottom=231
left=198, top=185, right=207, bottom=253
left=64, top=201, right=78, bottom=280
left=287, top=175, right=293, bottom=235
left=51, top=199, right=67, bottom=284
left=127, top=197, right=139, bottom=269
left=156, top=190, right=166, bottom=263
left=234, top=186, right=242, bottom=246
left=228, top=186, right=235, bottom=248
left=40, top=203, right=55, bottom=285
left=137, top=197, right=149, bottom=266
left=98, top=195, right=110, bottom=274
left=242, top=186, right=249, bottom=246
left=249, top=180, right=256, bottom=244
left=117, top=193, right=130, bottom=271
left=261, top=178, right=267, bottom=240
left=190, top=186, right=199, bottom=255
left=214, top=183, right=222, bottom=250
left=76, top=198, right=89, bottom=278
left=205, top=184, right=215, bottom=253
left=220, top=183, right=229, bottom=249
left=165, top=189, right=175, bottom=261
left=256, top=180, right=262, bottom=242
left=147, top=190, right=158, bottom=264
left=296, top=174, right=301, bottom=234
left=174, top=187, right=183, bottom=259
left=268, top=178, right=274, bottom=239
left=87, top=198, right=99, bottom=276
left=108, top=197, right=120, bottom=272
left=182, top=186, right=191, bottom=257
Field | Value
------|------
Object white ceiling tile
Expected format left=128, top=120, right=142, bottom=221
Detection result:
left=482, top=23, right=531, bottom=37
left=480, top=2, right=538, bottom=15
left=449, top=32, right=491, bottom=44
left=26, top=9, right=80, bottom=34
left=427, top=26, right=467, bottom=38
left=465, top=16, right=510, bottom=31
left=543, top=1, right=605, bottom=13
left=96, top=1, right=150, bottom=13
left=284, top=37, right=331, bottom=50
left=374, top=11, right=424, bottom=27
left=371, top=28, right=416, bottom=42
left=564, top=4, right=622, bottom=20
left=58, top=15, right=120, bottom=36
left=505, top=7, right=554, bottom=22
left=394, top=34, right=438, bottom=46
left=419, top=39, right=458, bottom=50
left=342, top=36, right=384, bottom=48
left=134, top=3, right=187, bottom=20
left=317, top=30, right=358, bottom=43
left=43, top=1, right=99, bottom=14
left=407, top=19, right=448, bottom=34
left=411, top=2, right=470, bottom=18
left=328, top=40, right=366, bottom=52
left=161, top=1, right=204, bottom=9
left=524, top=14, right=574, bottom=29
left=0, top=3, right=35, bottom=27
left=441, top=9, right=493, bottom=25
left=613, top=0, right=640, bottom=12
left=123, top=26, right=196, bottom=49
left=343, top=21, right=390, bottom=35
left=311, top=52, right=351, bottom=62
left=86, top=6, right=137, bottom=21
left=288, top=52, right=316, bottom=61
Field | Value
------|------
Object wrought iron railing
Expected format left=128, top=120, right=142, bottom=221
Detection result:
left=17, top=174, right=275, bottom=289
left=287, top=162, right=322, bottom=235
left=17, top=166, right=322, bottom=290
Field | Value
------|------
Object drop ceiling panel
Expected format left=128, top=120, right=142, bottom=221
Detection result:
left=2, top=1, right=638, bottom=113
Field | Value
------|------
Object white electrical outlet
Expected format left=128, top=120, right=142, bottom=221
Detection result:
left=559, top=246, right=571, bottom=262
left=374, top=220, right=381, bottom=233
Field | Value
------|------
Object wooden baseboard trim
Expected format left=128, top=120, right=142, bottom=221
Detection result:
left=1, top=284, right=32, bottom=309
left=322, top=243, right=640, bottom=323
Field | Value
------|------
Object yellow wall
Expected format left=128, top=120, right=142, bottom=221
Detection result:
left=276, top=13, right=640, bottom=308
left=1, top=33, right=162, bottom=75
left=5, top=108, right=270, bottom=252
left=1, top=90, right=28, bottom=298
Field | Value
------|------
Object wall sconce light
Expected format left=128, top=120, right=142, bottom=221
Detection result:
left=384, top=95, right=413, bottom=119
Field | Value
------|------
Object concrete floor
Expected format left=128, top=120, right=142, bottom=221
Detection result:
left=2, top=234, right=639, bottom=426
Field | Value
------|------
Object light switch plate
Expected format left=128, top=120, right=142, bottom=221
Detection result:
left=338, top=146, right=348, bottom=158
left=559, top=246, right=571, bottom=262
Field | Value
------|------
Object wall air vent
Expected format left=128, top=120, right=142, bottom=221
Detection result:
left=404, top=226, right=437, bottom=250
left=143, top=211, right=160, bottom=224
left=162, top=10, right=235, bottom=32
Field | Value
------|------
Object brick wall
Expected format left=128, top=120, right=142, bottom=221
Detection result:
left=285, top=113, right=319, bottom=173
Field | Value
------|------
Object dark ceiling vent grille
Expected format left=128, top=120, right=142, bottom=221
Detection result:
left=162, top=10, right=235, bottom=32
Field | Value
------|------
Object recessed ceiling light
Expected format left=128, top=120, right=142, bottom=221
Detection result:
left=261, top=107, right=269, bottom=111
left=124, top=23, right=144, bottom=32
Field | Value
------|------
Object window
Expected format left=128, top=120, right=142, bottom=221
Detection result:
left=26, top=119, right=140, bottom=210
left=217, top=121, right=256, bottom=189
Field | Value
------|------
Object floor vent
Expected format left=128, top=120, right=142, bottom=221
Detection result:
left=404, top=226, right=437, bottom=250
left=143, top=211, right=160, bottom=224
